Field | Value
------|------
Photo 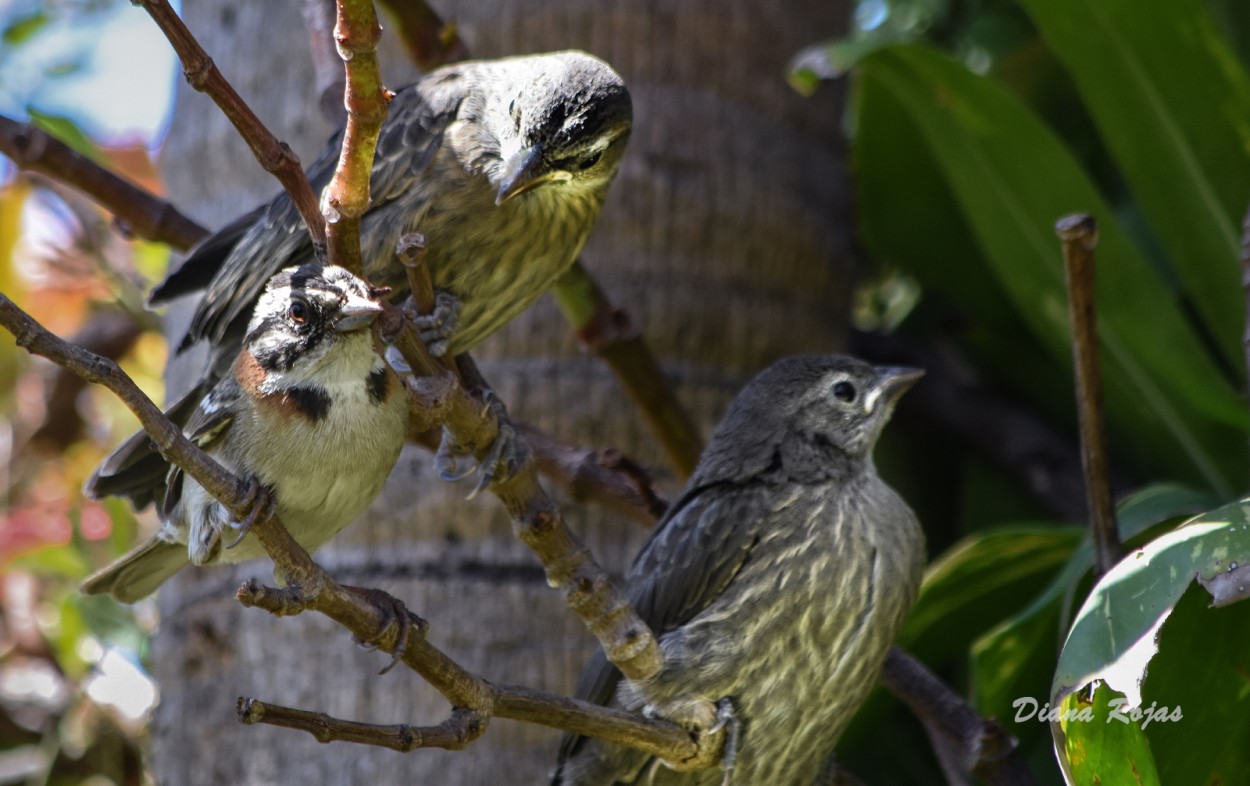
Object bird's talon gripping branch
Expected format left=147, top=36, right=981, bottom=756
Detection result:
left=433, top=391, right=529, bottom=497
left=342, top=585, right=429, bottom=675
left=227, top=477, right=276, bottom=549
left=409, top=290, right=462, bottom=358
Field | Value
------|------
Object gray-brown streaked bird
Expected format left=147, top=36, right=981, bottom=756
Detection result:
left=89, top=50, right=632, bottom=507
left=83, top=265, right=408, bottom=602
left=552, top=355, right=927, bottom=786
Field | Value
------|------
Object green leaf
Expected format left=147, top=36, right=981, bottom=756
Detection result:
left=853, top=44, right=1248, bottom=493
left=900, top=525, right=1083, bottom=663
left=1021, top=0, right=1250, bottom=372
left=1141, top=582, right=1250, bottom=785
left=26, top=109, right=100, bottom=160
left=1053, top=681, right=1162, bottom=786
left=972, top=484, right=1219, bottom=751
left=1051, top=497, right=1250, bottom=745
left=2, top=12, right=49, bottom=45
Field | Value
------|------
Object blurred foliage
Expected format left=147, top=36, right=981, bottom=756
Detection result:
left=2, top=5, right=172, bottom=784
left=797, top=0, right=1250, bottom=784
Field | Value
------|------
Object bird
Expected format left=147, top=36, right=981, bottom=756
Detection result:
left=88, top=49, right=632, bottom=508
left=155, top=49, right=632, bottom=356
left=82, top=264, right=409, bottom=603
left=551, top=355, right=927, bottom=786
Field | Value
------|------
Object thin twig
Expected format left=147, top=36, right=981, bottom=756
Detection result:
left=1240, top=201, right=1250, bottom=473
left=374, top=0, right=470, bottom=70
left=1055, top=214, right=1120, bottom=576
left=519, top=424, right=669, bottom=524
left=553, top=262, right=704, bottom=480
left=236, top=683, right=693, bottom=759
left=0, top=115, right=206, bottom=250
left=880, top=648, right=1038, bottom=786
left=321, top=0, right=390, bottom=274
left=237, top=699, right=484, bottom=752
left=134, top=0, right=326, bottom=256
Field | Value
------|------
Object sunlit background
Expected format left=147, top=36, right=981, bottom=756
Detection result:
left=2, top=2, right=175, bottom=782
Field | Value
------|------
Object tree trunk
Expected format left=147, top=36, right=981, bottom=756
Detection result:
left=152, top=1, right=851, bottom=783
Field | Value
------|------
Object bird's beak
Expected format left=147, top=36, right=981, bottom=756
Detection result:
left=334, top=296, right=384, bottom=333
left=868, top=366, right=924, bottom=411
left=496, top=144, right=551, bottom=204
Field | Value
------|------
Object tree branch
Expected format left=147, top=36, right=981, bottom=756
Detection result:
left=1055, top=214, right=1120, bottom=577
left=134, top=0, right=326, bottom=255
left=1240, top=200, right=1250, bottom=473
left=381, top=252, right=665, bottom=685
left=0, top=294, right=698, bottom=761
left=320, top=0, right=390, bottom=274
left=0, top=115, right=206, bottom=250
left=237, top=699, right=485, bottom=752
left=519, top=423, right=670, bottom=523
left=374, top=0, right=470, bottom=70
left=881, top=648, right=1038, bottom=786
left=552, top=262, right=704, bottom=479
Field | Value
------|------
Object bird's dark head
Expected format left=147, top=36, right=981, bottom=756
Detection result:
left=244, top=264, right=383, bottom=384
left=697, top=355, right=923, bottom=483
left=491, top=51, right=632, bottom=205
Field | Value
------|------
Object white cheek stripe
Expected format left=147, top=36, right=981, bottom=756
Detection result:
left=862, top=385, right=883, bottom=415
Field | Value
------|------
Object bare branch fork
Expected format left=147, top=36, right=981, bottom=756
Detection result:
left=0, top=293, right=696, bottom=761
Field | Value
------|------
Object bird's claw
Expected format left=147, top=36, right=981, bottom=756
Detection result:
left=226, top=478, right=275, bottom=549
left=407, top=290, right=461, bottom=357
left=712, top=698, right=738, bottom=782
left=432, top=392, right=529, bottom=497
left=343, top=585, right=428, bottom=675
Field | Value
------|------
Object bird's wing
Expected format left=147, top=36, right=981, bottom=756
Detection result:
left=554, top=482, right=773, bottom=777
left=627, top=482, right=769, bottom=636
left=160, top=73, right=464, bottom=350
left=159, top=377, right=240, bottom=520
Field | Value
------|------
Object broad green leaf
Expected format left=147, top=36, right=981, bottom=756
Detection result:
left=972, top=484, right=1215, bottom=755
left=1054, top=681, right=1162, bottom=786
left=854, top=44, right=1248, bottom=493
left=1021, top=0, right=1250, bottom=371
left=1141, top=583, right=1250, bottom=785
left=900, top=526, right=1082, bottom=663
left=853, top=53, right=1076, bottom=428
left=1052, top=496, right=1250, bottom=713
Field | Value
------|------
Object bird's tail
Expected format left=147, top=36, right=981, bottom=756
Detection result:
left=148, top=204, right=264, bottom=307
left=81, top=537, right=188, bottom=603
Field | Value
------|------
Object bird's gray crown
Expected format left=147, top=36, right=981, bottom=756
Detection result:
left=694, top=355, right=922, bottom=485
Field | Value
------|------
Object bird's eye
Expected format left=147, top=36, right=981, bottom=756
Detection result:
left=288, top=300, right=308, bottom=324
left=577, top=151, right=602, bottom=171
left=832, top=380, right=857, bottom=403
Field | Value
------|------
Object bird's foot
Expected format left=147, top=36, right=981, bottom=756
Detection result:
left=405, top=290, right=461, bottom=357
left=433, top=391, right=530, bottom=497
left=643, top=697, right=736, bottom=775
left=343, top=585, right=429, bottom=675
left=226, top=477, right=276, bottom=549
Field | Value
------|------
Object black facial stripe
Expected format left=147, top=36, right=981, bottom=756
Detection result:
left=286, top=385, right=332, bottom=421
left=366, top=367, right=391, bottom=404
